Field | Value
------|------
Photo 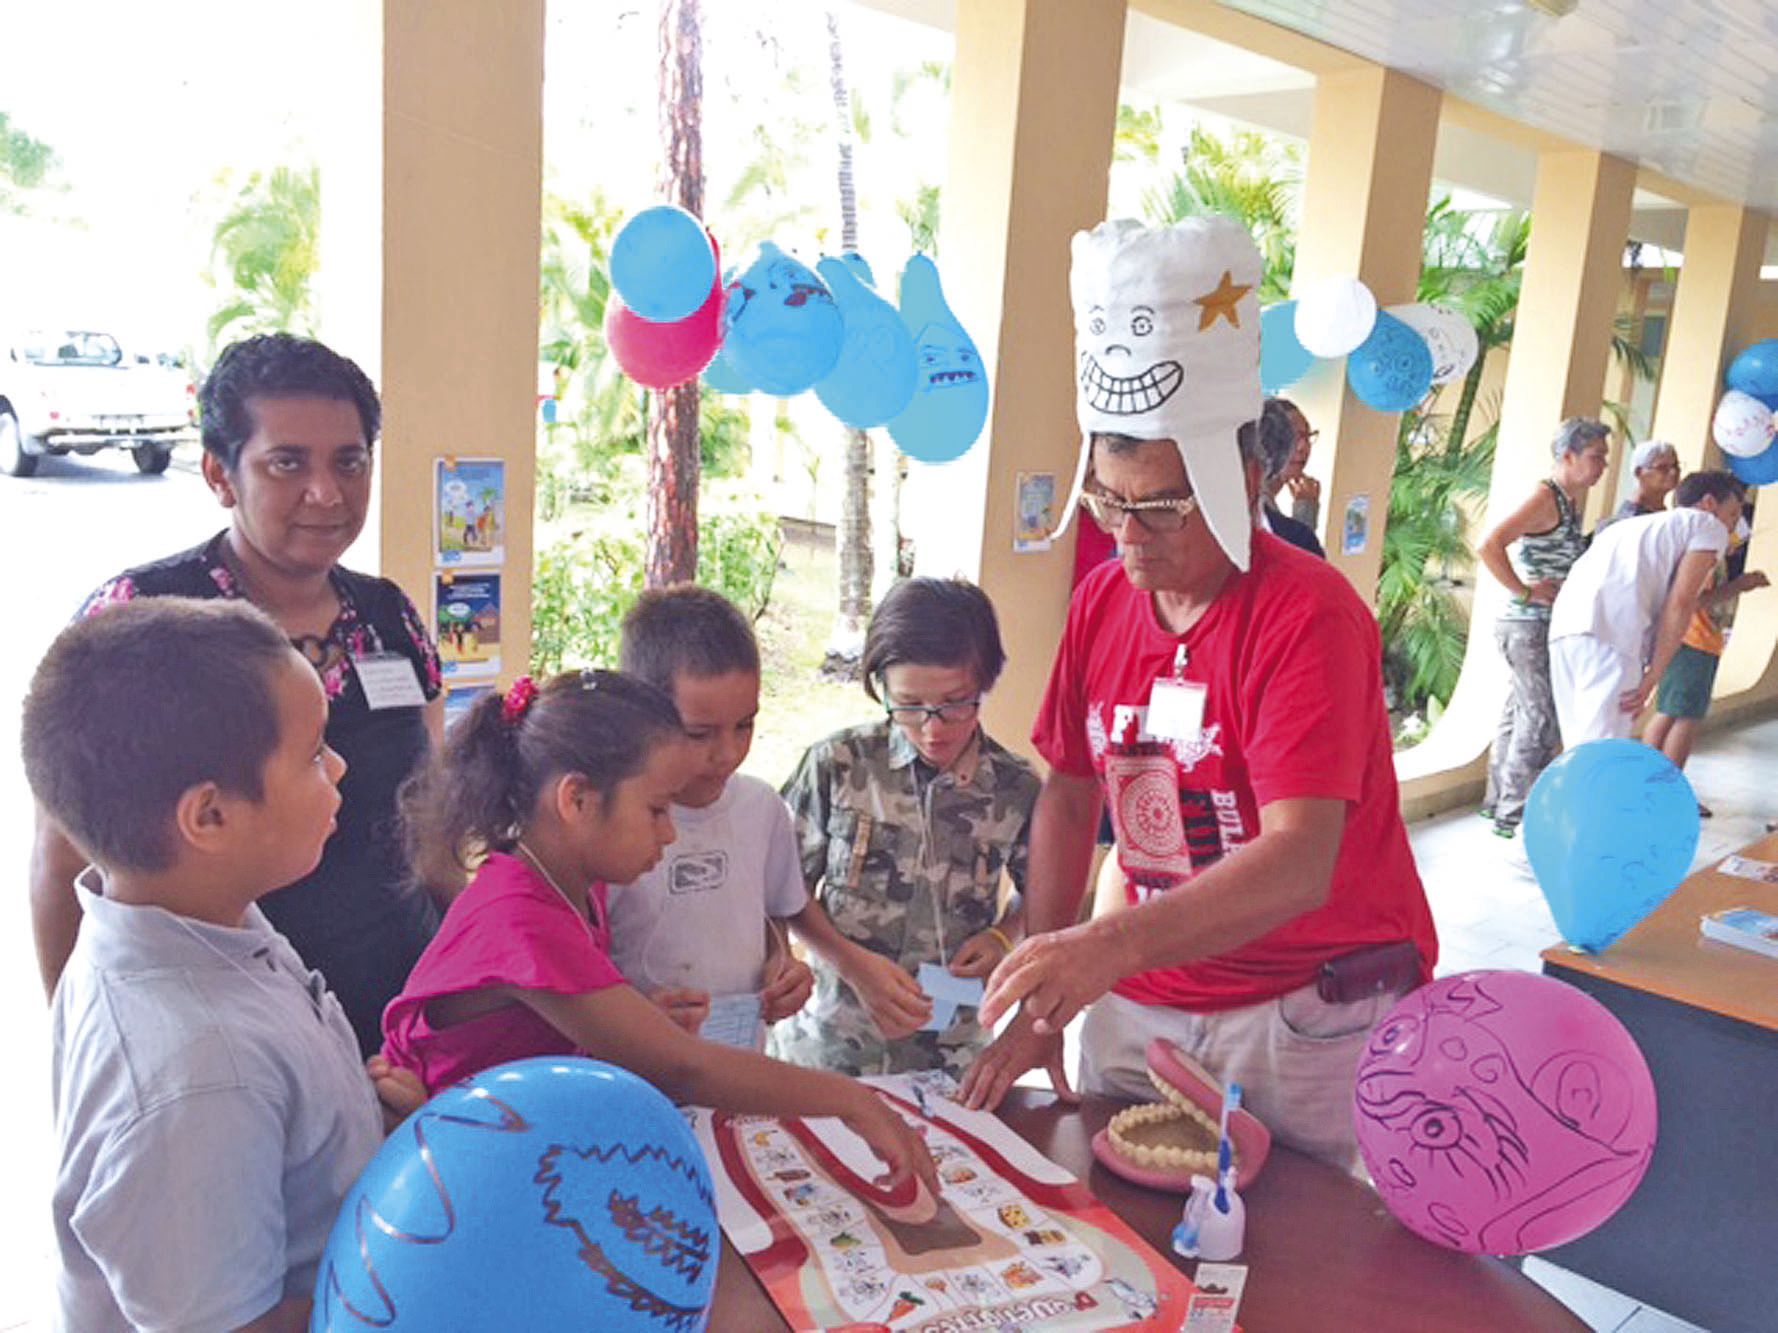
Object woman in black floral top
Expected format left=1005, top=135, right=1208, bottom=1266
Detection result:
left=29, top=334, right=444, bottom=1055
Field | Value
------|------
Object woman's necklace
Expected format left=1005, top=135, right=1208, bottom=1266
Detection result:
left=216, top=540, right=345, bottom=674
left=515, top=840, right=594, bottom=940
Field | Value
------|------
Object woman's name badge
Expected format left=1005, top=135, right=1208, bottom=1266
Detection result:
left=1146, top=677, right=1207, bottom=744
left=353, top=652, right=427, bottom=710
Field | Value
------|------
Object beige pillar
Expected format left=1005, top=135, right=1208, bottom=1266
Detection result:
left=1652, top=205, right=1769, bottom=469
left=1399, top=149, right=1635, bottom=812
left=911, top=0, right=1127, bottom=753
left=379, top=0, right=544, bottom=684
left=1288, top=68, right=1441, bottom=597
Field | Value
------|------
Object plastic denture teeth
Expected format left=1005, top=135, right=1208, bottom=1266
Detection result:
left=1105, top=1098, right=1223, bottom=1176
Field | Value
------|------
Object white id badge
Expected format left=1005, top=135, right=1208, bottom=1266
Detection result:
left=353, top=652, right=427, bottom=710
left=1146, top=677, right=1207, bottom=744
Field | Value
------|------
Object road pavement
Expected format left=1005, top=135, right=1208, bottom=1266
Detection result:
left=0, top=447, right=220, bottom=1329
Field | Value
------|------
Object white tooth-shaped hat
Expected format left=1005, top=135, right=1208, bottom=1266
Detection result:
left=1059, top=216, right=1263, bottom=571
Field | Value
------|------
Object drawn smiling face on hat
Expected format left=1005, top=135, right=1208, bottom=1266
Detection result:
left=1078, top=300, right=1184, bottom=417
left=1062, top=216, right=1264, bottom=571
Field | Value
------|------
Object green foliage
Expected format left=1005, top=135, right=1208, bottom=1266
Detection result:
left=897, top=182, right=941, bottom=257
left=531, top=505, right=784, bottom=676
left=0, top=111, right=58, bottom=214
left=1115, top=102, right=1164, bottom=165
left=205, top=164, right=320, bottom=352
left=1378, top=413, right=1498, bottom=715
left=1142, top=127, right=1301, bottom=303
left=539, top=190, right=643, bottom=483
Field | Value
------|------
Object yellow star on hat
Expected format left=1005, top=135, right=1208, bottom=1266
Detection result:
left=1193, top=270, right=1251, bottom=331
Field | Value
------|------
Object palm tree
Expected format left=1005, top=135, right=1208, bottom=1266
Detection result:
left=824, top=8, right=872, bottom=676
left=205, top=164, right=321, bottom=353
left=1142, top=127, right=1301, bottom=303
left=647, top=0, right=705, bottom=587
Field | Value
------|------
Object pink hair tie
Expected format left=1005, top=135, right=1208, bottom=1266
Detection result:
left=501, top=675, right=539, bottom=726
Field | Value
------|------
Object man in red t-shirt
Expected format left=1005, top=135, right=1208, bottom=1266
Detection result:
left=959, top=218, right=1435, bottom=1172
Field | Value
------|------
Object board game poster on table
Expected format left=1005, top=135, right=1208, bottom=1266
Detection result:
left=692, top=1073, right=1197, bottom=1332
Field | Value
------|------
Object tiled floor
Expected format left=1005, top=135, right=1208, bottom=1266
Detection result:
left=1409, top=716, right=1778, bottom=1332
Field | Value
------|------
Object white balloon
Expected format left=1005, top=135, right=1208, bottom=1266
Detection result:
left=1293, top=276, right=1377, bottom=358
left=1387, top=302, right=1479, bottom=387
left=1713, top=389, right=1776, bottom=458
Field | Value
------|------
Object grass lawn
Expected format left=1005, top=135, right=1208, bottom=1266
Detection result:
left=744, top=522, right=880, bottom=788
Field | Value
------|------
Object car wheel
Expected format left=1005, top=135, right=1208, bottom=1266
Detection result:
left=0, top=410, right=39, bottom=477
left=132, top=443, right=173, bottom=475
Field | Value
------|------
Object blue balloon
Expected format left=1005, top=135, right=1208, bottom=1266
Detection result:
left=722, top=242, right=843, bottom=396
left=1523, top=739, right=1699, bottom=953
left=1726, top=339, right=1778, bottom=402
left=1728, top=437, right=1778, bottom=486
left=312, top=1058, right=717, bottom=1331
left=1260, top=301, right=1316, bottom=393
left=886, top=254, right=989, bottom=463
left=1346, top=311, right=1433, bottom=412
left=701, top=344, right=752, bottom=395
left=814, top=254, right=918, bottom=428
left=610, top=205, right=717, bottom=324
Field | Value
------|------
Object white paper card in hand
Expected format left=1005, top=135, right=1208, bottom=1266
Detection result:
left=700, top=993, right=764, bottom=1049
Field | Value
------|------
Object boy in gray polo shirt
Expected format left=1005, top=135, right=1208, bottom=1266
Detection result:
left=24, top=599, right=387, bottom=1332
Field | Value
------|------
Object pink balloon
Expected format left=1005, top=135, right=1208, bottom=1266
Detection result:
left=1354, top=970, right=1656, bottom=1256
left=605, top=235, right=723, bottom=390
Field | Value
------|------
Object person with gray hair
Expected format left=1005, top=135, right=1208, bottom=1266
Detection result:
left=1475, top=416, right=1611, bottom=838
left=1597, top=439, right=1680, bottom=532
left=1253, top=397, right=1325, bottom=556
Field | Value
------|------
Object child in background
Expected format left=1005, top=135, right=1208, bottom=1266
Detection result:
left=381, top=670, right=934, bottom=1193
left=609, top=586, right=813, bottom=1046
left=773, top=577, right=1040, bottom=1078
left=27, top=599, right=386, bottom=1332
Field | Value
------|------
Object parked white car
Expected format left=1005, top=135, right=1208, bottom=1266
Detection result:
left=0, top=330, right=198, bottom=477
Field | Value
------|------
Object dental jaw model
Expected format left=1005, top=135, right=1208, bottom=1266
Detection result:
left=1092, top=1040, right=1270, bottom=1193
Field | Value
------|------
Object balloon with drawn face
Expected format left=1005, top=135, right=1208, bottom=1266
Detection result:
left=1354, top=972, right=1656, bottom=1256
left=722, top=242, right=843, bottom=396
left=1347, top=312, right=1434, bottom=412
left=886, top=254, right=990, bottom=463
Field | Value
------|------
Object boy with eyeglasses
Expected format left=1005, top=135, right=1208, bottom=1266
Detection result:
left=771, top=577, right=1041, bottom=1079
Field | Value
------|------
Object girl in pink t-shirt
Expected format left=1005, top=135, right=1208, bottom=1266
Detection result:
left=381, top=669, right=933, bottom=1194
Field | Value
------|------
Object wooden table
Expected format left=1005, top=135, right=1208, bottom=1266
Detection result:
left=1542, top=832, right=1778, bottom=1333
left=712, top=1091, right=1585, bottom=1331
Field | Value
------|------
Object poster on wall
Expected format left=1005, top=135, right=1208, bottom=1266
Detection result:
left=1014, top=471, right=1057, bottom=553
left=695, top=1072, right=1196, bottom=1331
left=434, top=571, right=502, bottom=680
left=1342, top=494, right=1370, bottom=556
left=434, top=457, right=507, bottom=567
left=442, top=682, right=495, bottom=731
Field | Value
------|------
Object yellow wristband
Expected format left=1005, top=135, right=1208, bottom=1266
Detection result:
left=985, top=926, right=1015, bottom=955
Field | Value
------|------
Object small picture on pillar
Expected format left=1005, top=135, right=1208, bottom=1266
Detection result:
left=434, top=457, right=506, bottom=567
left=435, top=571, right=502, bottom=680
left=1342, top=494, right=1370, bottom=557
left=1014, top=471, right=1056, bottom=553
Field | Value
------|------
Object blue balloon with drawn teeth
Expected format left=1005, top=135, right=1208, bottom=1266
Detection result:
left=887, top=254, right=990, bottom=463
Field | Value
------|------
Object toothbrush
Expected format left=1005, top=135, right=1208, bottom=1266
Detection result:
left=1214, top=1082, right=1242, bottom=1212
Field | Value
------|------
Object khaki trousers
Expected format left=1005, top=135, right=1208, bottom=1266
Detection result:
left=1080, top=985, right=1394, bottom=1176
